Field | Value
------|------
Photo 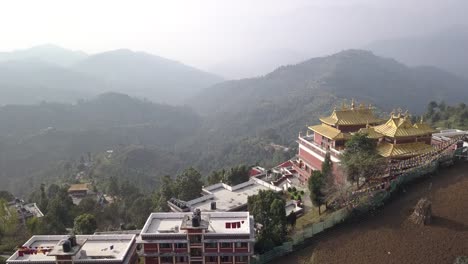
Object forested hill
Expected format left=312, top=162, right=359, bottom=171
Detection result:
left=0, top=93, right=202, bottom=195
left=191, top=49, right=468, bottom=116
left=0, top=92, right=201, bottom=140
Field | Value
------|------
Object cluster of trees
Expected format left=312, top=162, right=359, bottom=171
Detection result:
left=426, top=101, right=468, bottom=129
left=247, top=190, right=288, bottom=253
left=206, top=165, right=250, bottom=185
left=341, top=133, right=385, bottom=188
left=152, top=168, right=204, bottom=211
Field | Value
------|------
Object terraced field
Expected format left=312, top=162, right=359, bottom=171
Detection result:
left=271, top=161, right=468, bottom=264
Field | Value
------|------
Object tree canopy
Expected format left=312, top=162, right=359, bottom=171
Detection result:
left=247, top=190, right=287, bottom=253
left=73, top=214, right=97, bottom=235
left=341, top=133, right=385, bottom=187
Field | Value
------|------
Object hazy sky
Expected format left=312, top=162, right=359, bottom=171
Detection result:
left=1, top=0, right=467, bottom=78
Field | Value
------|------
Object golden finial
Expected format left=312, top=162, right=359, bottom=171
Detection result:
left=368, top=103, right=372, bottom=110
left=420, top=115, right=424, bottom=124
left=351, top=98, right=355, bottom=110
left=341, top=101, right=346, bottom=110
left=366, top=120, right=370, bottom=128
left=390, top=109, right=395, bottom=117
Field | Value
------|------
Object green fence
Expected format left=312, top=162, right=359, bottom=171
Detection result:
left=252, top=153, right=456, bottom=264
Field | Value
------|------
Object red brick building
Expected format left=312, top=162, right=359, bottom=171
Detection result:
left=139, top=211, right=254, bottom=264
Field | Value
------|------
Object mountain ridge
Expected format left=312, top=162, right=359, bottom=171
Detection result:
left=0, top=45, right=223, bottom=105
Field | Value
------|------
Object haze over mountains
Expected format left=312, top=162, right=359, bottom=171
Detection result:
left=367, top=26, right=468, bottom=80
left=0, top=45, right=223, bottom=105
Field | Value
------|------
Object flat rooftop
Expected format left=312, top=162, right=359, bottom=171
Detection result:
left=141, top=212, right=253, bottom=238
left=7, top=235, right=135, bottom=263
left=173, top=178, right=282, bottom=212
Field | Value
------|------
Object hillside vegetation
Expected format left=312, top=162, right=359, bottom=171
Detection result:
left=425, top=101, right=468, bottom=129
left=189, top=49, right=468, bottom=143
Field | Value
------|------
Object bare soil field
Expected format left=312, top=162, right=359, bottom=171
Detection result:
left=272, top=161, right=468, bottom=264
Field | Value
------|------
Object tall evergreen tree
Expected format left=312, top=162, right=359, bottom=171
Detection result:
left=308, top=171, right=325, bottom=215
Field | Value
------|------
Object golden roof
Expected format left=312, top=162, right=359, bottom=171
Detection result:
left=309, top=124, right=351, bottom=140
left=377, top=142, right=434, bottom=158
left=68, top=183, right=89, bottom=192
left=358, top=127, right=384, bottom=139
left=319, top=105, right=383, bottom=126
left=373, top=114, right=436, bottom=138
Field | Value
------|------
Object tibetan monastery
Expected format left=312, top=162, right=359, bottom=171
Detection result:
left=294, top=102, right=437, bottom=185
left=359, top=111, right=436, bottom=159
left=293, top=101, right=383, bottom=184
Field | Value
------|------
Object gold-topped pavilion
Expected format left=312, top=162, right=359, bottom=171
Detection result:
left=360, top=112, right=436, bottom=159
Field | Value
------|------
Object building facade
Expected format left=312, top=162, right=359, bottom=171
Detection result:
left=139, top=211, right=254, bottom=264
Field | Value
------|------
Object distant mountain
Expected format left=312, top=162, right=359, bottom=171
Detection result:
left=189, top=50, right=468, bottom=141
left=72, top=49, right=223, bottom=104
left=0, top=44, right=87, bottom=67
left=0, top=59, right=104, bottom=105
left=0, top=46, right=222, bottom=105
left=366, top=26, right=468, bottom=79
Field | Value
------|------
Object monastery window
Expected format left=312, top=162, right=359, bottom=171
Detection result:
left=235, top=242, right=248, bottom=248
left=189, top=235, right=202, bottom=243
left=207, top=256, right=218, bottom=262
left=159, top=243, right=172, bottom=249
left=220, top=256, right=232, bottom=262
left=220, top=242, right=232, bottom=248
left=205, top=242, right=217, bottom=249
left=190, top=248, right=202, bottom=256
left=235, top=256, right=248, bottom=262
left=175, top=243, right=187, bottom=249
left=177, top=256, right=188, bottom=262
left=160, top=256, right=173, bottom=263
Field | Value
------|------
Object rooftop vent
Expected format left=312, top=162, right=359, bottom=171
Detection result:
left=192, top=208, right=201, bottom=227
left=61, top=239, right=72, bottom=252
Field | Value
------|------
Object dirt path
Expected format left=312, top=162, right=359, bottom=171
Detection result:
left=271, top=161, right=468, bottom=264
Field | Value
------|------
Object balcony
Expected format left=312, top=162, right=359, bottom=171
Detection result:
left=298, top=136, right=342, bottom=161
